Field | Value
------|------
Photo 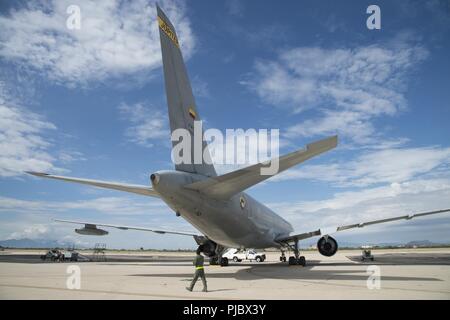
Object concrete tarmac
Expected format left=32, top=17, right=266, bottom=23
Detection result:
left=0, top=248, right=449, bottom=299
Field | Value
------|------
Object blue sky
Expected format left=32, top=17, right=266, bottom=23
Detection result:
left=0, top=0, right=449, bottom=249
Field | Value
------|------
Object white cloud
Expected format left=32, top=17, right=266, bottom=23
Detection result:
left=118, top=102, right=169, bottom=147
left=191, top=75, right=210, bottom=98
left=245, top=38, right=428, bottom=144
left=9, top=224, right=51, bottom=240
left=0, top=85, right=65, bottom=177
left=241, top=34, right=450, bottom=243
left=1, top=216, right=197, bottom=249
left=268, top=178, right=450, bottom=238
left=0, top=0, right=194, bottom=86
left=58, top=150, right=86, bottom=163
left=0, top=195, right=198, bottom=248
left=273, top=146, right=450, bottom=187
left=0, top=195, right=166, bottom=216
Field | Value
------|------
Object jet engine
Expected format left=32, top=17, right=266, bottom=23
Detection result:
left=317, top=236, right=338, bottom=257
left=75, top=225, right=108, bottom=236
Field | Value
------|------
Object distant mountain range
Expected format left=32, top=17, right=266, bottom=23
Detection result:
left=0, top=238, right=447, bottom=250
left=0, top=238, right=78, bottom=249
left=405, top=240, right=435, bottom=247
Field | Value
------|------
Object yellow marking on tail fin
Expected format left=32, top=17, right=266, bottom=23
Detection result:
left=158, top=16, right=179, bottom=48
left=188, top=107, right=197, bottom=120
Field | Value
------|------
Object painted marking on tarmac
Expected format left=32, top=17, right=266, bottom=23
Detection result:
left=0, top=284, right=237, bottom=300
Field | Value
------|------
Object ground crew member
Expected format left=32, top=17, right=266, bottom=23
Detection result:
left=186, top=247, right=207, bottom=292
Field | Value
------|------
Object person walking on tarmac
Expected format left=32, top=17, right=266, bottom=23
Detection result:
left=186, top=247, right=207, bottom=292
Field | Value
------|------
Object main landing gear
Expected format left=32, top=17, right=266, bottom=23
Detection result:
left=199, top=244, right=229, bottom=267
left=282, top=241, right=306, bottom=266
left=209, top=256, right=229, bottom=266
left=279, top=250, right=287, bottom=262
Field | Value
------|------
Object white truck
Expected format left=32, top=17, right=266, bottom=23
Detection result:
left=222, top=248, right=266, bottom=263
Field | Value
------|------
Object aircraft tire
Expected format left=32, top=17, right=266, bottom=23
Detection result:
left=220, top=257, right=229, bottom=267
left=298, top=256, right=306, bottom=266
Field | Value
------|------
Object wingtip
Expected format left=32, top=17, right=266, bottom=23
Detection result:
left=332, top=134, right=338, bottom=146
left=326, top=134, right=338, bottom=147
left=307, top=135, right=338, bottom=150
left=25, top=171, right=49, bottom=177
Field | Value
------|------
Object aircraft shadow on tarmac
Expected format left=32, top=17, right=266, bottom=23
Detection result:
left=111, top=252, right=450, bottom=267
left=128, top=259, right=443, bottom=282
left=3, top=252, right=450, bottom=284
left=346, top=253, right=450, bottom=266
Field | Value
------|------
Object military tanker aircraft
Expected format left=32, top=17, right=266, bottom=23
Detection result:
left=28, top=6, right=450, bottom=266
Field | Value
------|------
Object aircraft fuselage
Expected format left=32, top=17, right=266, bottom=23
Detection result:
left=151, top=170, right=293, bottom=248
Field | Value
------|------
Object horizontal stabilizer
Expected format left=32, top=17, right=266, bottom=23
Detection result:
left=26, top=172, right=159, bottom=198
left=184, top=135, right=337, bottom=199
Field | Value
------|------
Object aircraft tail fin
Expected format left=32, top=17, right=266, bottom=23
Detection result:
left=157, top=6, right=216, bottom=177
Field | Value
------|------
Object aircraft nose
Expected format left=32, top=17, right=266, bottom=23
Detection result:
left=150, top=173, right=160, bottom=185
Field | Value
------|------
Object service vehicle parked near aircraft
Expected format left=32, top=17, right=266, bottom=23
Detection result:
left=223, top=248, right=266, bottom=263
left=61, top=250, right=79, bottom=262
left=40, top=249, right=79, bottom=262
left=40, top=249, right=63, bottom=262
left=361, top=248, right=374, bottom=262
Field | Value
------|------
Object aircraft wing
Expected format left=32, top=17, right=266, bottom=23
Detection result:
left=275, top=208, right=450, bottom=243
left=26, top=172, right=159, bottom=198
left=184, top=135, right=337, bottom=200
left=55, top=219, right=201, bottom=237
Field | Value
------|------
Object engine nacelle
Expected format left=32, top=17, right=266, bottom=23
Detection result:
left=75, top=226, right=108, bottom=236
left=199, top=240, right=217, bottom=257
left=317, top=236, right=338, bottom=257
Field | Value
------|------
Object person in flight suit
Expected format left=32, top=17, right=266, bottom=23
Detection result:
left=186, top=247, right=207, bottom=292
